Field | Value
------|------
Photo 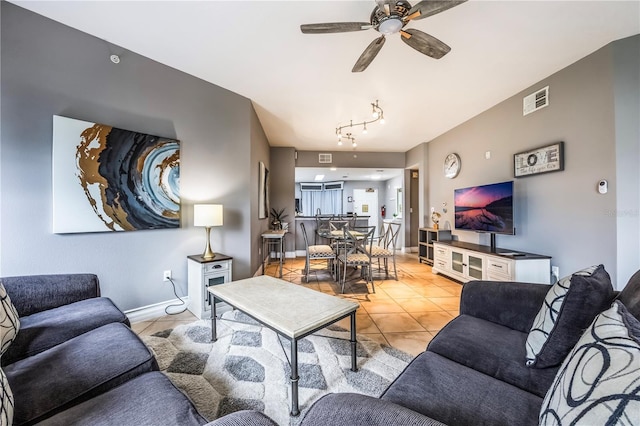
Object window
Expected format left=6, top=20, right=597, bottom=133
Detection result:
left=300, top=182, right=343, bottom=215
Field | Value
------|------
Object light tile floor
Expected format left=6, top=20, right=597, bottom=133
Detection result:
left=133, top=253, right=462, bottom=356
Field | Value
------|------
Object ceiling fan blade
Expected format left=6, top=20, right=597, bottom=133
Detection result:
left=405, top=0, right=467, bottom=21
left=300, top=22, right=372, bottom=34
left=400, top=29, right=451, bottom=59
left=352, top=36, right=386, bottom=72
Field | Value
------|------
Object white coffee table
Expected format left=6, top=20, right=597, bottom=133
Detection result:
left=207, top=275, right=359, bottom=416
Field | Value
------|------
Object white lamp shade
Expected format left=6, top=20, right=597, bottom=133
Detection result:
left=194, top=204, right=223, bottom=227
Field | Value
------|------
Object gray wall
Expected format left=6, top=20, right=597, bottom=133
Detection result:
left=268, top=147, right=296, bottom=252
left=295, top=150, right=405, bottom=168
left=0, top=3, right=269, bottom=310
left=426, top=36, right=640, bottom=288
left=250, top=105, right=272, bottom=272
left=612, top=36, right=640, bottom=285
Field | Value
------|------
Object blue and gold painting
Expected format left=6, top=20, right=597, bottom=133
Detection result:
left=53, top=115, right=180, bottom=233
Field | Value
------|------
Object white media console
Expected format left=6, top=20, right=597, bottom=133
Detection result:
left=432, top=241, right=551, bottom=284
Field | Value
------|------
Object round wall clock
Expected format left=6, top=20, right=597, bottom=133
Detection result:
left=443, top=153, right=461, bottom=179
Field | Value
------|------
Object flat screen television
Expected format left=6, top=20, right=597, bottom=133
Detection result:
left=454, top=180, right=514, bottom=235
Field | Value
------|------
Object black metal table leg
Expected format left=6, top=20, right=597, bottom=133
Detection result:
left=210, top=294, right=217, bottom=342
left=261, top=238, right=266, bottom=275
left=350, top=312, right=358, bottom=371
left=279, top=237, right=283, bottom=278
left=290, top=338, right=300, bottom=416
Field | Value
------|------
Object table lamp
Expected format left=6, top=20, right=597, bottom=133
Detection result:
left=194, top=204, right=223, bottom=259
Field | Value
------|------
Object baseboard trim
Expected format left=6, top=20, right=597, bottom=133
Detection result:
left=125, top=297, right=190, bottom=323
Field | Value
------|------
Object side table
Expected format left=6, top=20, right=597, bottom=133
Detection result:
left=261, top=230, right=287, bottom=278
left=187, top=253, right=233, bottom=319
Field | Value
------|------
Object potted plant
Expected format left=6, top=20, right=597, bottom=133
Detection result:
left=269, top=208, right=289, bottom=230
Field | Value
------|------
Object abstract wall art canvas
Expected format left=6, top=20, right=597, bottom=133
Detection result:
left=52, top=115, right=180, bottom=233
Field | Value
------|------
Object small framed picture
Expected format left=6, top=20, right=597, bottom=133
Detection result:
left=514, top=141, right=564, bottom=178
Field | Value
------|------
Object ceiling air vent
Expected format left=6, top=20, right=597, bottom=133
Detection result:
left=318, top=153, right=332, bottom=164
left=523, top=86, right=549, bottom=116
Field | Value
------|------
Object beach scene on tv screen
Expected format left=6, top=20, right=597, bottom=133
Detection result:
left=454, top=182, right=514, bottom=233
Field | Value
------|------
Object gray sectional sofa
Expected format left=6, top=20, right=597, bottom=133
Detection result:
left=299, top=267, right=640, bottom=426
left=0, top=274, right=211, bottom=426
left=3, top=269, right=637, bottom=426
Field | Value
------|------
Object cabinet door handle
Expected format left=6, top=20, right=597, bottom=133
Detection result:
left=494, top=264, right=502, bottom=269
left=213, top=265, right=222, bottom=269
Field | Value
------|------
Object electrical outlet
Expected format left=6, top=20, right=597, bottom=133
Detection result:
left=163, top=270, right=172, bottom=282
left=551, top=266, right=560, bottom=281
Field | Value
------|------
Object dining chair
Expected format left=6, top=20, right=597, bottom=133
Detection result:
left=338, top=213, right=358, bottom=229
left=348, top=213, right=358, bottom=228
left=329, top=220, right=349, bottom=232
left=368, top=222, right=401, bottom=280
left=336, top=225, right=376, bottom=294
left=314, top=214, right=333, bottom=245
left=300, top=222, right=336, bottom=283
left=329, top=219, right=351, bottom=252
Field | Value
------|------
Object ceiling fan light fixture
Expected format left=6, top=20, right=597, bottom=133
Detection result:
left=378, top=17, right=403, bottom=35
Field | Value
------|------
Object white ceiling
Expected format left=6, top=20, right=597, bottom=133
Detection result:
left=13, top=1, right=640, bottom=153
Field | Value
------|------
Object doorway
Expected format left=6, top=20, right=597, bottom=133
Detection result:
left=353, top=188, right=379, bottom=230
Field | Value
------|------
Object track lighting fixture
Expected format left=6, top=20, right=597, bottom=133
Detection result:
left=335, top=100, right=384, bottom=148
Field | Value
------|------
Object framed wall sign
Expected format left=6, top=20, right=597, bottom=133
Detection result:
left=514, top=141, right=564, bottom=178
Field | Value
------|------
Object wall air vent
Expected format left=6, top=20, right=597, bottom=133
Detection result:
left=523, top=86, right=549, bottom=116
left=318, top=153, right=332, bottom=164
left=300, top=183, right=323, bottom=191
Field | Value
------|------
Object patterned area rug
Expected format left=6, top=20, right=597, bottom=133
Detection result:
left=142, top=310, right=414, bottom=426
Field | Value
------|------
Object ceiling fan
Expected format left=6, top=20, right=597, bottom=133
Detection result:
left=300, top=0, right=467, bottom=72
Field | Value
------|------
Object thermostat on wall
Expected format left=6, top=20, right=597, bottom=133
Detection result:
left=598, top=180, right=608, bottom=194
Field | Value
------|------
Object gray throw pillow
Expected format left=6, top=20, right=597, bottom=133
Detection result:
left=526, top=265, right=614, bottom=368
left=0, top=367, right=13, bottom=426
left=0, top=281, right=20, bottom=356
left=539, top=301, right=640, bottom=425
